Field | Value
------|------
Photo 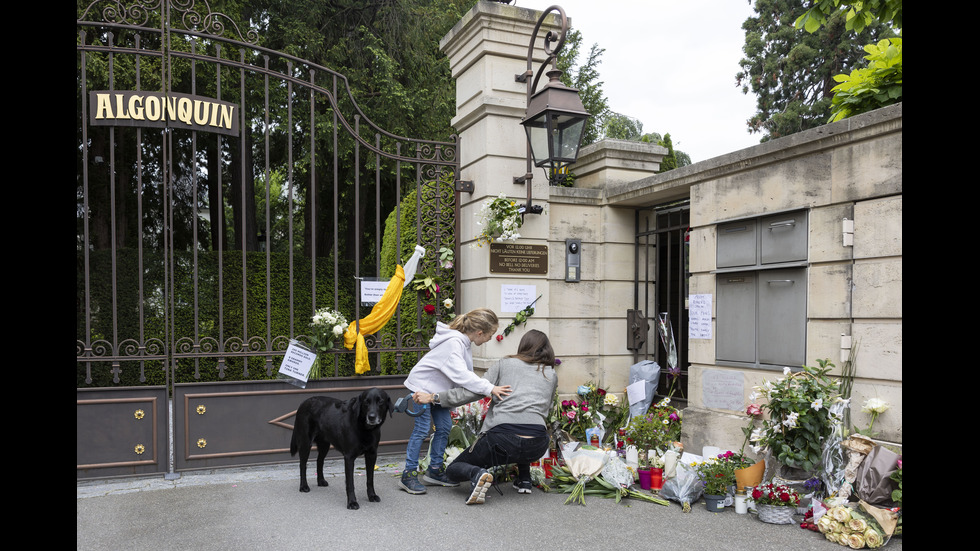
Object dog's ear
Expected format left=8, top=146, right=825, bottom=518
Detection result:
left=386, top=395, right=393, bottom=418
left=348, top=395, right=361, bottom=419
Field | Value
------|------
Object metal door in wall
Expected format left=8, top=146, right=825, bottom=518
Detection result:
left=77, top=1, right=459, bottom=478
left=630, top=201, right=690, bottom=405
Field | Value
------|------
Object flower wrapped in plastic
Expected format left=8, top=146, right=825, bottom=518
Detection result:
left=816, top=502, right=896, bottom=549
left=659, top=461, right=704, bottom=512
left=561, top=446, right=608, bottom=505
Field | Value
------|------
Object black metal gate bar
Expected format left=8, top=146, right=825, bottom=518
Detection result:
left=633, top=202, right=690, bottom=403
left=78, top=1, right=461, bottom=476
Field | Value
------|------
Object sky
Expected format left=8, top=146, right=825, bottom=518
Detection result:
left=517, top=0, right=762, bottom=163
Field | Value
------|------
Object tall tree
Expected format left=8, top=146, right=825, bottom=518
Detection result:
left=736, top=0, right=895, bottom=141
left=556, top=29, right=610, bottom=147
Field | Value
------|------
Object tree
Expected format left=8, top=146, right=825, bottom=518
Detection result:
left=736, top=0, right=895, bottom=141
left=603, top=112, right=644, bottom=141
left=556, top=29, right=610, bottom=147
left=794, top=1, right=902, bottom=122
left=640, top=132, right=692, bottom=171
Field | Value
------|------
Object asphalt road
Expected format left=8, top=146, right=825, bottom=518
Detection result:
left=77, top=457, right=903, bottom=551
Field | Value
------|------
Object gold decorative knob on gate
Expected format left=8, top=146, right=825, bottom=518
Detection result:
left=135, top=444, right=145, bottom=455
left=134, top=409, right=145, bottom=420
left=197, top=438, right=207, bottom=448
left=196, top=405, right=206, bottom=415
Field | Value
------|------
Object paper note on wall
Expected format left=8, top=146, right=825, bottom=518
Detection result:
left=501, top=284, right=536, bottom=313
left=689, top=294, right=712, bottom=339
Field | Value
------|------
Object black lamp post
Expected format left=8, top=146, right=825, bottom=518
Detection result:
left=515, top=5, right=590, bottom=215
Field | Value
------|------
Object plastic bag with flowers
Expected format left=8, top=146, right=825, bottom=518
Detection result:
left=659, top=460, right=703, bottom=512
left=816, top=502, right=896, bottom=549
left=448, top=396, right=491, bottom=449
left=307, top=307, right=349, bottom=379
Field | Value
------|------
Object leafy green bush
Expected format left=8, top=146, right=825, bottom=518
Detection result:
left=77, top=248, right=356, bottom=387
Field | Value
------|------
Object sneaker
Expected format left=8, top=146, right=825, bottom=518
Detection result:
left=466, top=469, right=493, bottom=505
left=513, top=479, right=533, bottom=494
left=398, top=470, right=426, bottom=495
left=422, top=465, right=459, bottom=487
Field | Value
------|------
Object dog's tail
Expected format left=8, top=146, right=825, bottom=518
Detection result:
left=289, top=409, right=302, bottom=456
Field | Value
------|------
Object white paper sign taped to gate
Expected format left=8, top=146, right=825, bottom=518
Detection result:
left=279, top=339, right=317, bottom=383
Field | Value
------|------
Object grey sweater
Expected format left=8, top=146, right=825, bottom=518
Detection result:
left=439, top=357, right=557, bottom=432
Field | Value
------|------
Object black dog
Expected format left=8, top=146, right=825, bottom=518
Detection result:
left=290, top=388, right=392, bottom=510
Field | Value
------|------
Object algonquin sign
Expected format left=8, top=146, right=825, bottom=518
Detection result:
left=89, top=91, right=240, bottom=136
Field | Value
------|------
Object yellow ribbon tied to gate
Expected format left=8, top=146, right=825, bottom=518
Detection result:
left=343, top=246, right=426, bottom=374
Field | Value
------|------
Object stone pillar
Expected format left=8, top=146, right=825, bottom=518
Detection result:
left=440, top=2, right=560, bottom=369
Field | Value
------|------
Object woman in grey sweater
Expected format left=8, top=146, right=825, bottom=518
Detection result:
left=413, top=329, right=558, bottom=504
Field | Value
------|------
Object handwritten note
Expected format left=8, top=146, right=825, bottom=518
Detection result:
left=689, top=293, right=712, bottom=339
left=501, top=285, right=537, bottom=313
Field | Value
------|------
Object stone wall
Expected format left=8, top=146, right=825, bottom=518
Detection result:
left=443, top=1, right=901, bottom=457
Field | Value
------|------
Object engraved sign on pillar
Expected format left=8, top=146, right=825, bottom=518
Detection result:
left=489, top=243, right=548, bottom=275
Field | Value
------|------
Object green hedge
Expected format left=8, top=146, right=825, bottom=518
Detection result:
left=378, top=179, right=456, bottom=374
left=77, top=248, right=357, bottom=387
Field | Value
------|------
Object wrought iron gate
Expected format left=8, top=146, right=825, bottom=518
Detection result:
left=630, top=201, right=690, bottom=405
left=77, top=1, right=459, bottom=478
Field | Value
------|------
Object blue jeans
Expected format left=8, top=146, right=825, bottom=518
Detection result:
left=404, top=404, right=452, bottom=472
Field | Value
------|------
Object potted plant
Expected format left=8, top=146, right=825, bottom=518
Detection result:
left=750, top=482, right=802, bottom=524
left=624, top=398, right=682, bottom=486
left=747, top=361, right=843, bottom=478
left=733, top=403, right=766, bottom=490
left=692, top=456, right=732, bottom=512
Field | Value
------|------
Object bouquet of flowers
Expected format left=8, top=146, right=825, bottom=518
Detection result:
left=308, top=307, right=349, bottom=379
left=474, top=193, right=522, bottom=247
left=551, top=382, right=628, bottom=445
left=449, top=396, right=491, bottom=449
left=817, top=504, right=890, bottom=548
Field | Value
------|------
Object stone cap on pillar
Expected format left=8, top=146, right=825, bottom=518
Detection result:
left=570, top=138, right=667, bottom=189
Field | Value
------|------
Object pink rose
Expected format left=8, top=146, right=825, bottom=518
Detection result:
left=747, top=404, right=762, bottom=416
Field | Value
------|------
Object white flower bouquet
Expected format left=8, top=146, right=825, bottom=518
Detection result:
left=474, top=193, right=522, bottom=247
left=308, top=307, right=349, bottom=379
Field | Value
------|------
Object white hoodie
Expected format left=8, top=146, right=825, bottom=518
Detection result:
left=403, top=322, right=495, bottom=396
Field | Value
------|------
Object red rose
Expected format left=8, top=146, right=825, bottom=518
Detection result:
left=496, top=334, right=503, bottom=342
left=424, top=304, right=436, bottom=315
left=780, top=492, right=790, bottom=502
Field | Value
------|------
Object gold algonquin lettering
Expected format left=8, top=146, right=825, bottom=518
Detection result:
left=177, top=97, right=193, bottom=125
left=95, top=93, right=113, bottom=119
left=165, top=96, right=178, bottom=122
left=193, top=100, right=210, bottom=126
left=114, top=93, right=130, bottom=120
left=218, top=104, right=234, bottom=129
left=145, top=95, right=161, bottom=121
left=128, top=94, right=145, bottom=120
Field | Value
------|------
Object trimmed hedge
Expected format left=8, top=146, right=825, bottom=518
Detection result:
left=378, top=178, right=456, bottom=374
left=77, top=248, right=357, bottom=387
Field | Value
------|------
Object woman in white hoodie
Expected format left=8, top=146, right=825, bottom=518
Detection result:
left=398, top=308, right=511, bottom=495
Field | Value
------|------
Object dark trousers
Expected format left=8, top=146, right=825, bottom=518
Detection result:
left=446, top=429, right=550, bottom=483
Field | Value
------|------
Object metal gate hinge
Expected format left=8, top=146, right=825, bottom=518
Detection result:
left=455, top=179, right=474, bottom=193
